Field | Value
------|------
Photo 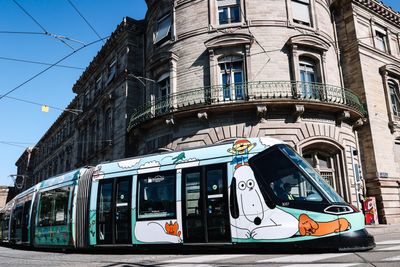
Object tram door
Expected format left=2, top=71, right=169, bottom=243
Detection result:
left=97, top=176, right=131, bottom=245
left=182, top=164, right=231, bottom=243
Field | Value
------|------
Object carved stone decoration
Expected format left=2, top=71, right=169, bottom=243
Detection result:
left=256, top=105, right=268, bottom=121
left=293, top=105, right=305, bottom=122
left=197, top=112, right=208, bottom=121
left=336, top=111, right=351, bottom=126
left=166, top=117, right=175, bottom=126
left=165, top=118, right=174, bottom=126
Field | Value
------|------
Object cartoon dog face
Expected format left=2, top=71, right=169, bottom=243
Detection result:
left=230, top=165, right=265, bottom=225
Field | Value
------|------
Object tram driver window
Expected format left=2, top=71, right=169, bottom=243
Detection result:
left=137, top=171, right=176, bottom=220
left=252, top=147, right=324, bottom=204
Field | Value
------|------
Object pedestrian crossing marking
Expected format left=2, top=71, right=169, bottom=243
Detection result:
left=376, top=240, right=400, bottom=245
left=257, top=253, right=348, bottom=263
left=280, top=264, right=359, bottom=267
left=383, top=255, right=400, bottom=261
left=377, top=244, right=400, bottom=251
left=163, top=254, right=247, bottom=263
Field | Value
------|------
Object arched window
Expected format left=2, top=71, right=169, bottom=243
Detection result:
left=219, top=56, right=244, bottom=100
left=302, top=143, right=349, bottom=201
left=388, top=80, right=400, bottom=117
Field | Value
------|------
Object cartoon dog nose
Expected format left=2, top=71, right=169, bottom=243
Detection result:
left=254, top=217, right=262, bottom=225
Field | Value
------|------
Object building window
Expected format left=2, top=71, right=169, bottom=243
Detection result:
left=158, top=73, right=170, bottom=99
left=291, top=0, right=312, bottom=26
left=219, top=56, right=244, bottom=100
left=89, top=120, right=97, bottom=154
left=299, top=57, right=319, bottom=98
left=137, top=171, right=176, bottom=220
left=103, top=108, right=113, bottom=147
left=301, top=143, right=349, bottom=202
left=218, top=0, right=241, bottom=25
left=389, top=80, right=400, bottom=117
left=375, top=26, right=388, bottom=52
left=106, top=59, right=116, bottom=86
left=154, top=14, right=171, bottom=44
left=95, top=75, right=102, bottom=93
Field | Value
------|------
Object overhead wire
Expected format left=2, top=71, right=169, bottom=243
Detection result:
left=0, top=35, right=110, bottom=102
left=66, top=0, right=105, bottom=44
left=0, top=56, right=85, bottom=70
left=12, top=0, right=83, bottom=50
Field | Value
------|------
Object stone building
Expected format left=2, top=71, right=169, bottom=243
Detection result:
left=333, top=0, right=400, bottom=224
left=13, top=0, right=400, bottom=224
left=14, top=17, right=144, bottom=192
left=127, top=0, right=366, bottom=210
left=0, top=186, right=9, bottom=210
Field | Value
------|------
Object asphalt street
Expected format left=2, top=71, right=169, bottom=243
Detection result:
left=0, top=228, right=399, bottom=267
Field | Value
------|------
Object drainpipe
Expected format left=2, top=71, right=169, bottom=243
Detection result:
left=331, top=10, right=345, bottom=88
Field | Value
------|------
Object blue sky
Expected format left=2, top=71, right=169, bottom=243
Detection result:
left=0, top=0, right=399, bottom=186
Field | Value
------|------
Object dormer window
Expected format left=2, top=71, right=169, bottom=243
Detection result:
left=218, top=0, right=241, bottom=25
left=154, top=14, right=171, bottom=44
left=292, top=0, right=312, bottom=26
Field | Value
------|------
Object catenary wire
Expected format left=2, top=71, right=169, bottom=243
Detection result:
left=0, top=35, right=109, bottom=102
left=12, top=0, right=76, bottom=50
left=66, top=0, right=105, bottom=44
left=0, top=56, right=85, bottom=70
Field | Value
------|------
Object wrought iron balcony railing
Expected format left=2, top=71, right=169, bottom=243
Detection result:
left=128, top=81, right=366, bottom=131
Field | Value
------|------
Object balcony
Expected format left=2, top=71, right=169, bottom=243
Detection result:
left=128, top=81, right=366, bottom=131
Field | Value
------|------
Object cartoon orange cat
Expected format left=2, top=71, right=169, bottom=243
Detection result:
left=165, top=221, right=181, bottom=237
left=298, top=214, right=351, bottom=236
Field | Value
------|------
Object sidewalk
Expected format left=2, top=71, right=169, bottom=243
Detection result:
left=365, top=224, right=400, bottom=235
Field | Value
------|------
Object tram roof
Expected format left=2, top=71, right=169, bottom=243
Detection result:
left=93, top=137, right=284, bottom=178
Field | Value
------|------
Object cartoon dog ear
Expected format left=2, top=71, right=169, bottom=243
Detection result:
left=230, top=177, right=239, bottom=219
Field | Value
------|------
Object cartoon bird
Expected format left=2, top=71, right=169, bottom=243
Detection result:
left=172, top=152, right=186, bottom=164
left=228, top=139, right=256, bottom=168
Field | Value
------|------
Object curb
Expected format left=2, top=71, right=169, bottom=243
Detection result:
left=366, top=224, right=400, bottom=235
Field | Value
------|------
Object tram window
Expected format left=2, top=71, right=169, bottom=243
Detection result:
left=137, top=171, right=176, bottom=220
left=12, top=204, right=24, bottom=228
left=54, top=188, right=70, bottom=225
left=38, top=192, right=53, bottom=226
left=38, top=187, right=71, bottom=227
left=252, top=147, right=324, bottom=203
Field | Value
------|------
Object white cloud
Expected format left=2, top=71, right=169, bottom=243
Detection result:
left=175, top=158, right=200, bottom=169
left=259, top=137, right=283, bottom=148
left=138, top=161, right=161, bottom=174
left=118, top=159, right=141, bottom=169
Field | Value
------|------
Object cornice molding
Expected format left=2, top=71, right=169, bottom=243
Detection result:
left=353, top=0, right=400, bottom=26
left=204, top=33, right=254, bottom=49
left=288, top=34, right=331, bottom=51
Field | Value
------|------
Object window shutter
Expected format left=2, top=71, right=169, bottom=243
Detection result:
left=218, top=0, right=239, bottom=7
left=292, top=1, right=311, bottom=25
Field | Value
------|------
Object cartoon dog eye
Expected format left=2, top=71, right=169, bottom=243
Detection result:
left=238, top=181, right=246, bottom=190
left=246, top=179, right=255, bottom=189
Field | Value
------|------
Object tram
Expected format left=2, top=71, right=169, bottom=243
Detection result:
left=0, top=137, right=375, bottom=251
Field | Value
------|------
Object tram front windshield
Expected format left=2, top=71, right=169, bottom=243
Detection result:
left=250, top=144, right=345, bottom=204
left=279, top=145, right=344, bottom=203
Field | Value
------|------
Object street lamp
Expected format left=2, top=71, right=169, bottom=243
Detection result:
left=8, top=174, right=28, bottom=190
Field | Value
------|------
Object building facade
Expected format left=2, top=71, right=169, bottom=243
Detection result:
left=14, top=0, right=400, bottom=224
left=14, top=17, right=145, bottom=192
left=333, top=0, right=400, bottom=224
left=127, top=0, right=366, bottom=211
